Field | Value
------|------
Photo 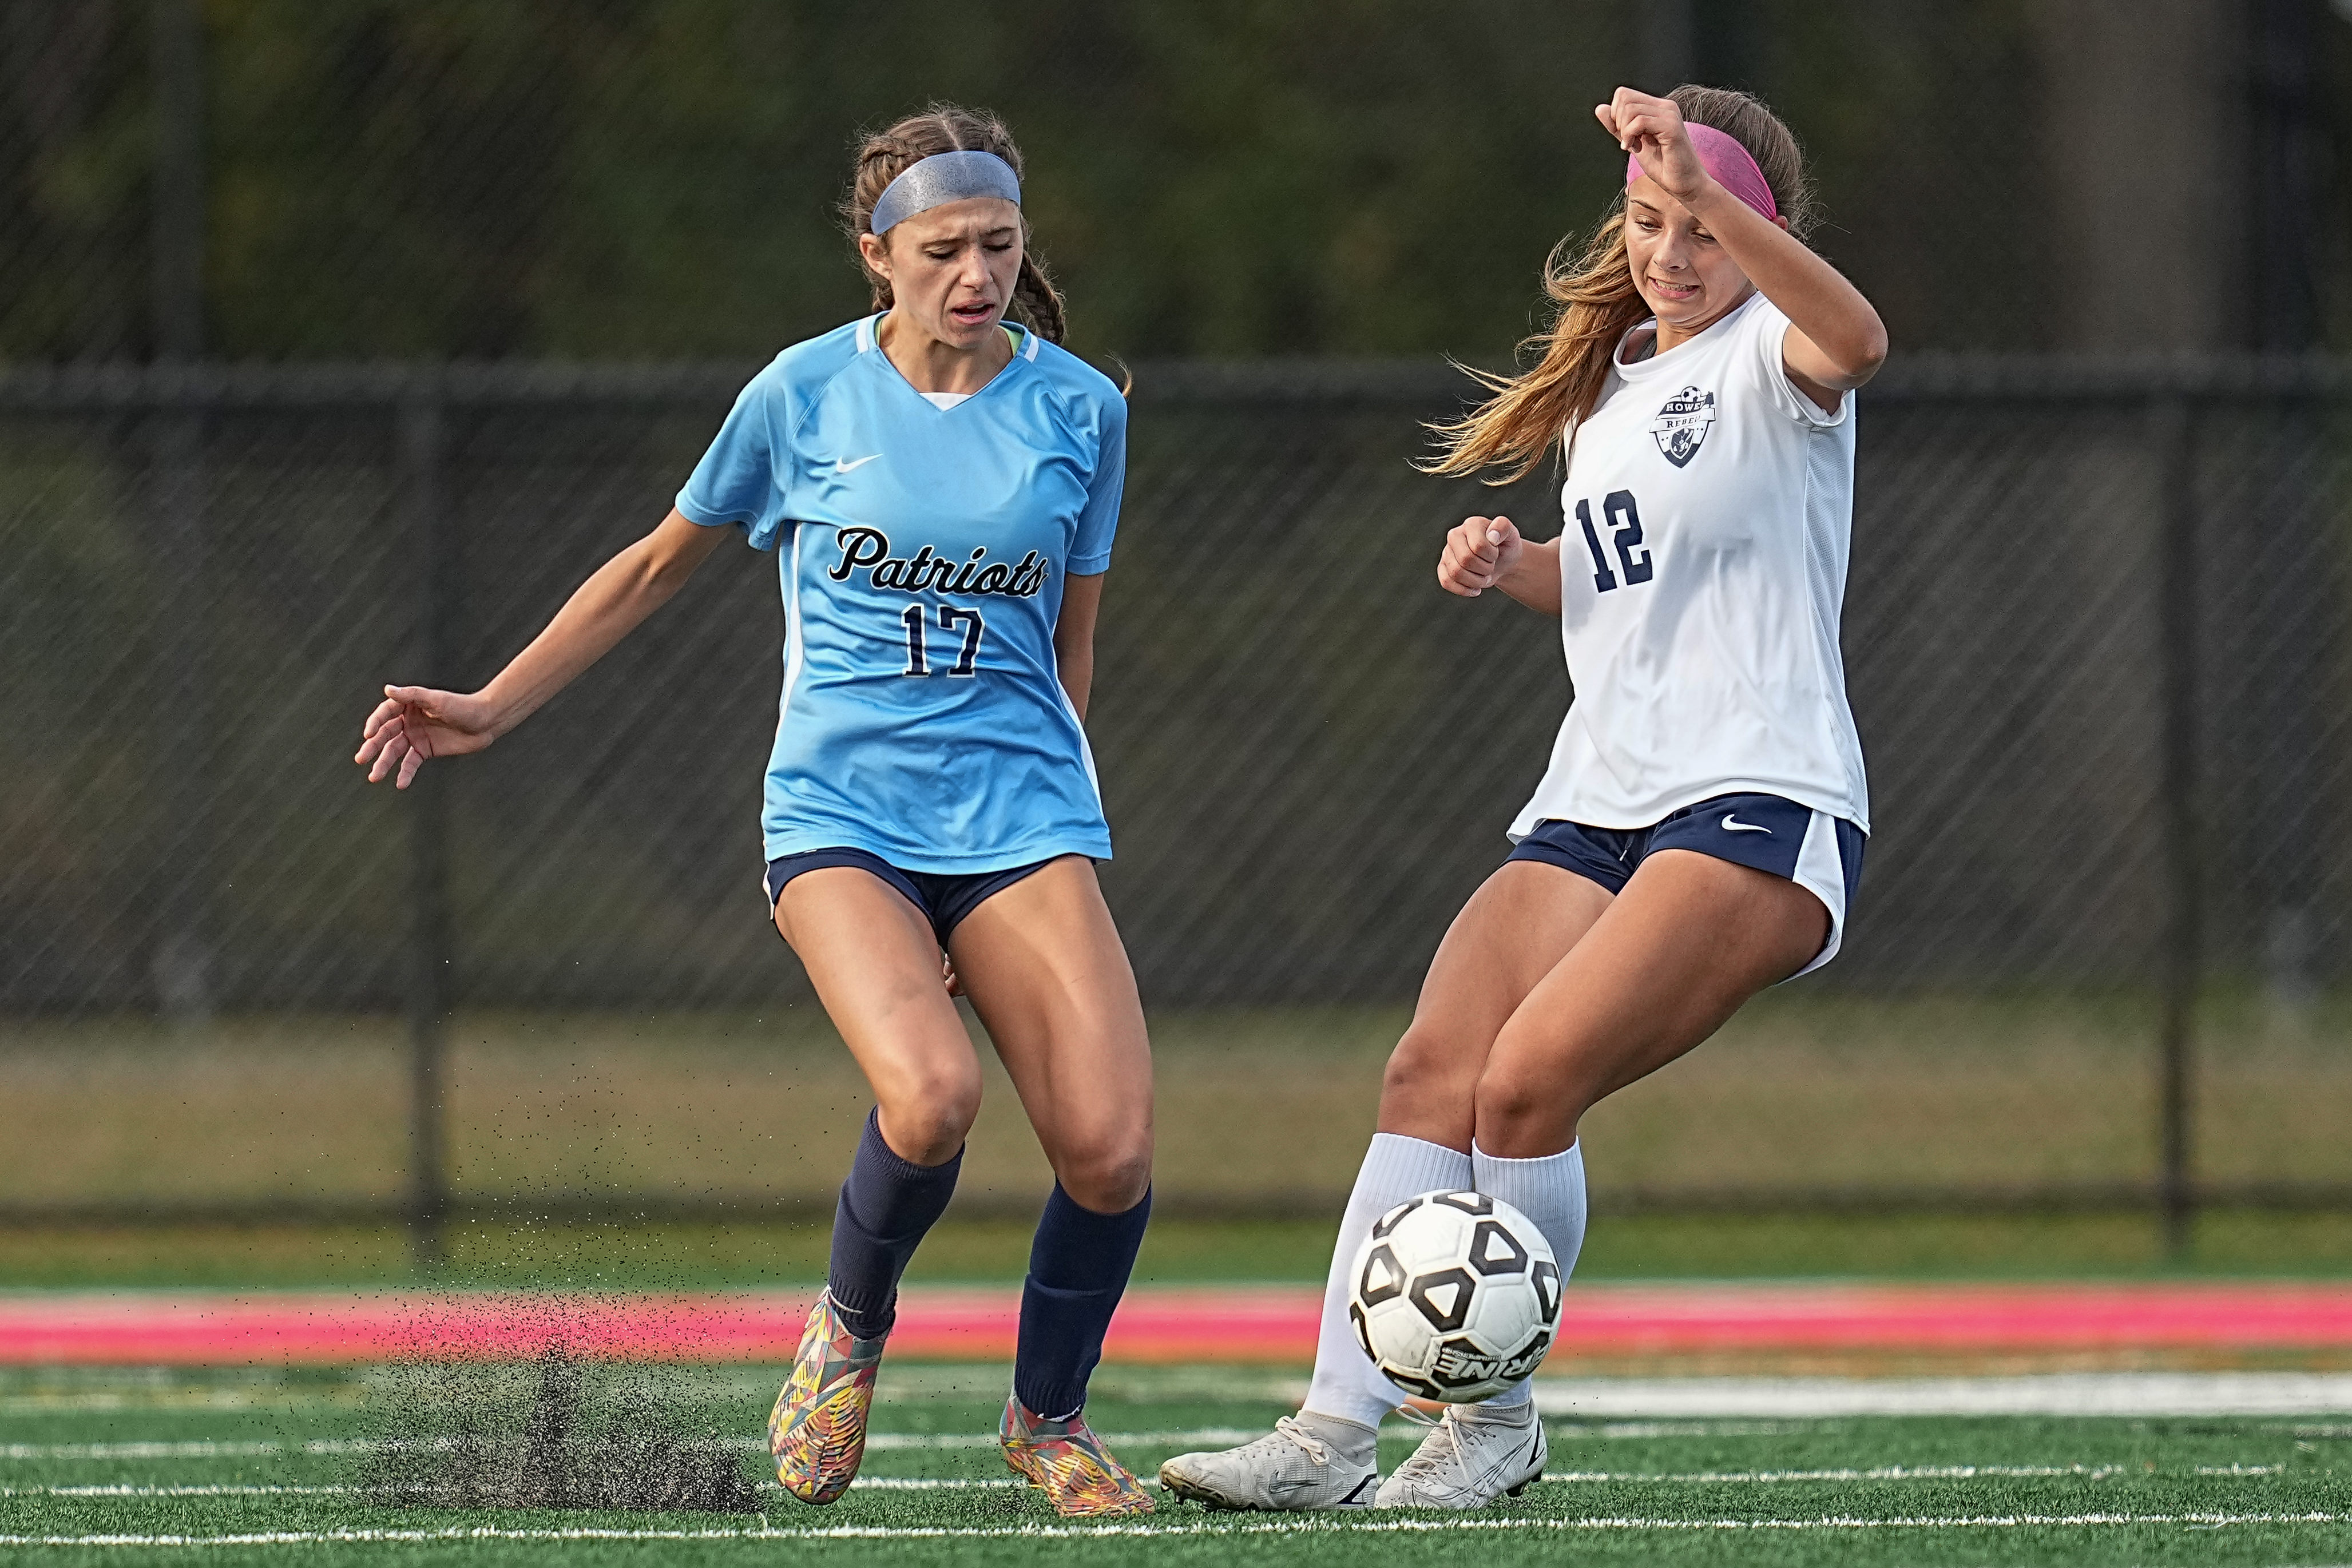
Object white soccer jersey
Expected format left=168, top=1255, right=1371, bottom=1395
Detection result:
left=1510, top=291, right=1870, bottom=837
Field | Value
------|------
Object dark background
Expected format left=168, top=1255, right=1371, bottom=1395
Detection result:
left=2, top=0, right=2345, bottom=366
left=3, top=2, right=2350, bottom=1234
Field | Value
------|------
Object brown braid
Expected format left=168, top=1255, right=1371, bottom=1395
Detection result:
left=1011, top=253, right=1068, bottom=345
left=840, top=104, right=1070, bottom=345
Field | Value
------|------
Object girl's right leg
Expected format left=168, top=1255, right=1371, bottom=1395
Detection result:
left=1159, top=861, right=1609, bottom=1511
left=766, top=867, right=981, bottom=1505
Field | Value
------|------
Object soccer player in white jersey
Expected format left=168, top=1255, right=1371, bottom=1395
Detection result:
left=1163, top=84, right=1886, bottom=1513
left=354, top=106, right=1157, bottom=1519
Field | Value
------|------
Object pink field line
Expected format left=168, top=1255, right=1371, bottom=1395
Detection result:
left=5, top=1282, right=2352, bottom=1364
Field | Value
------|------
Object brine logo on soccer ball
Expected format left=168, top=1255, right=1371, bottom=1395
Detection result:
left=828, top=526, right=1049, bottom=598
left=1433, top=1333, right=1552, bottom=1387
left=1649, top=386, right=1717, bottom=469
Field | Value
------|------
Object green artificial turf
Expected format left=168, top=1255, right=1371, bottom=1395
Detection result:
left=1, top=1364, right=2348, bottom=1566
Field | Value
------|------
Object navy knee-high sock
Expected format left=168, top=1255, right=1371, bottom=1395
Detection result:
left=1013, top=1183, right=1152, bottom=1421
left=827, top=1107, right=962, bottom=1341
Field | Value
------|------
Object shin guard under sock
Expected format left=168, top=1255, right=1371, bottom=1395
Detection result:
left=1470, top=1140, right=1587, bottom=1408
left=1013, top=1182, right=1152, bottom=1420
left=1303, top=1133, right=1474, bottom=1427
left=826, top=1107, right=963, bottom=1340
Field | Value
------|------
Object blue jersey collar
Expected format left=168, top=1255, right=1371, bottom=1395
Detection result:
left=856, top=311, right=1039, bottom=360
left=856, top=311, right=1037, bottom=406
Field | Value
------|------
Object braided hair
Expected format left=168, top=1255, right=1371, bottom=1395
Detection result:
left=843, top=104, right=1069, bottom=344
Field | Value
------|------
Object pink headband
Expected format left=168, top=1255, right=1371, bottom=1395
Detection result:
left=1625, top=122, right=1777, bottom=223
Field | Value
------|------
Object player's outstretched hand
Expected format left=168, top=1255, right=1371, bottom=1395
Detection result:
left=1596, top=86, right=1708, bottom=207
left=1438, top=515, right=1523, bottom=597
left=355, top=685, right=497, bottom=789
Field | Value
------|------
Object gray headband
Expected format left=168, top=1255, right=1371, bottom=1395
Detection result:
left=870, top=149, right=1022, bottom=235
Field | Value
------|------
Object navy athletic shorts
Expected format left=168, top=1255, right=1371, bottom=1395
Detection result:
left=763, top=848, right=1059, bottom=946
left=1507, top=792, right=1866, bottom=977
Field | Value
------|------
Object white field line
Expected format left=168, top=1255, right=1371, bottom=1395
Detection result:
left=1552, top=1464, right=2140, bottom=1482
left=856, top=1424, right=1810, bottom=1449
left=3, top=1487, right=349, bottom=1498
left=0, top=1393, right=343, bottom=1416
left=13, top=1468, right=2299, bottom=1501
left=1, top=1479, right=1035, bottom=1498
left=2, top=1511, right=2347, bottom=1546
left=0, top=1430, right=1270, bottom=1463
left=0, top=1426, right=1809, bottom=1463
left=1536, top=1374, right=2352, bottom=1419
left=1546, top=1420, right=1808, bottom=1438
left=0, top=1462, right=2294, bottom=1500
left=2, top=1443, right=282, bottom=1460
left=0, top=1431, right=2308, bottom=1467
left=3, top=1443, right=286, bottom=1460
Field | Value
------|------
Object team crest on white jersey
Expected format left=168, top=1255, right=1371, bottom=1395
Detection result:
left=1649, top=386, right=1717, bottom=468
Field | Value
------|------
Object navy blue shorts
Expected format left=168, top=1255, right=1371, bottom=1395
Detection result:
left=1508, top=792, right=1866, bottom=976
left=763, top=849, right=1059, bottom=946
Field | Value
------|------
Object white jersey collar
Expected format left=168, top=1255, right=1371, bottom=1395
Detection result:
left=1613, top=289, right=1764, bottom=381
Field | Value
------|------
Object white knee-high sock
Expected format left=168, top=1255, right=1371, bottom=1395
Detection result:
left=1471, top=1141, right=1587, bottom=1408
left=1302, top=1133, right=1474, bottom=1427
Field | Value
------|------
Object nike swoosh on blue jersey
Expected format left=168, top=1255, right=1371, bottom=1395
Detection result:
left=833, top=454, right=883, bottom=474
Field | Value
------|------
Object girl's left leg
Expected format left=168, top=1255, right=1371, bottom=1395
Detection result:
left=1377, top=848, right=1827, bottom=1510
left=947, top=855, right=1156, bottom=1517
left=766, top=867, right=985, bottom=1506
left=1471, top=847, right=1828, bottom=1157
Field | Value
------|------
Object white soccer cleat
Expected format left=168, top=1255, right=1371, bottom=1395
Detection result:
left=1158, top=1413, right=1379, bottom=1511
left=1373, top=1399, right=1547, bottom=1509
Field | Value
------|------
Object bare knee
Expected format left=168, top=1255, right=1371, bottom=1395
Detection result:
left=1470, top=1034, right=1591, bottom=1158
left=1051, top=1125, right=1153, bottom=1214
left=874, top=1063, right=982, bottom=1167
left=1377, top=1024, right=1482, bottom=1143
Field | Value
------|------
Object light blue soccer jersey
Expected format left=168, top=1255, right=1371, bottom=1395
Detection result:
left=676, top=314, right=1127, bottom=872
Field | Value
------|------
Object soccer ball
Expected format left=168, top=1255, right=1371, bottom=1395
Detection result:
left=1347, top=1190, right=1561, bottom=1403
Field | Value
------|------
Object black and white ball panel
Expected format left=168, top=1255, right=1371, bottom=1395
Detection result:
left=1344, top=1189, right=1564, bottom=1404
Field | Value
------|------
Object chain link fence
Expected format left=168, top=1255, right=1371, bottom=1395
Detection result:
left=3, top=358, right=2350, bottom=1237
left=16, top=1, right=2329, bottom=366
left=3, top=1, right=2349, bottom=1265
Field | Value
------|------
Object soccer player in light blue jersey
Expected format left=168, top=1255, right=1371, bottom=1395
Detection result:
left=355, top=105, right=1155, bottom=1518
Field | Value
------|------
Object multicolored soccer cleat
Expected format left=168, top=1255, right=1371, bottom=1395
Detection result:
left=767, top=1292, right=887, bottom=1505
left=999, top=1393, right=1156, bottom=1517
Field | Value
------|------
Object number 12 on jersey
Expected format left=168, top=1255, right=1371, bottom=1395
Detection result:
left=902, top=603, right=986, bottom=677
left=1575, top=490, right=1653, bottom=593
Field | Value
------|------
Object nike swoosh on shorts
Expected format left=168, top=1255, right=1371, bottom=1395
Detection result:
left=1721, top=815, right=1771, bottom=833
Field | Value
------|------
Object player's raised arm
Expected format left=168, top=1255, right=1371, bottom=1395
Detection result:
left=1599, top=85, right=1886, bottom=401
left=354, top=506, right=727, bottom=788
left=1167, top=83, right=1872, bottom=1516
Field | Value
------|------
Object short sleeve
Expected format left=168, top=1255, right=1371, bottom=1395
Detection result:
left=1068, top=390, right=1127, bottom=575
left=676, top=368, right=792, bottom=551
left=1751, top=299, right=1851, bottom=430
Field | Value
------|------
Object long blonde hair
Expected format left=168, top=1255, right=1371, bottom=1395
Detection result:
left=1421, top=86, right=1815, bottom=483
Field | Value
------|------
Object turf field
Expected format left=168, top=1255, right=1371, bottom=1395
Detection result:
left=6, top=993, right=2350, bottom=1562
left=2, top=1364, right=2349, bottom=1565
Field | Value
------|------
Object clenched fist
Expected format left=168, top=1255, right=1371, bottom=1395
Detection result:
left=1437, top=515, right=1525, bottom=597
